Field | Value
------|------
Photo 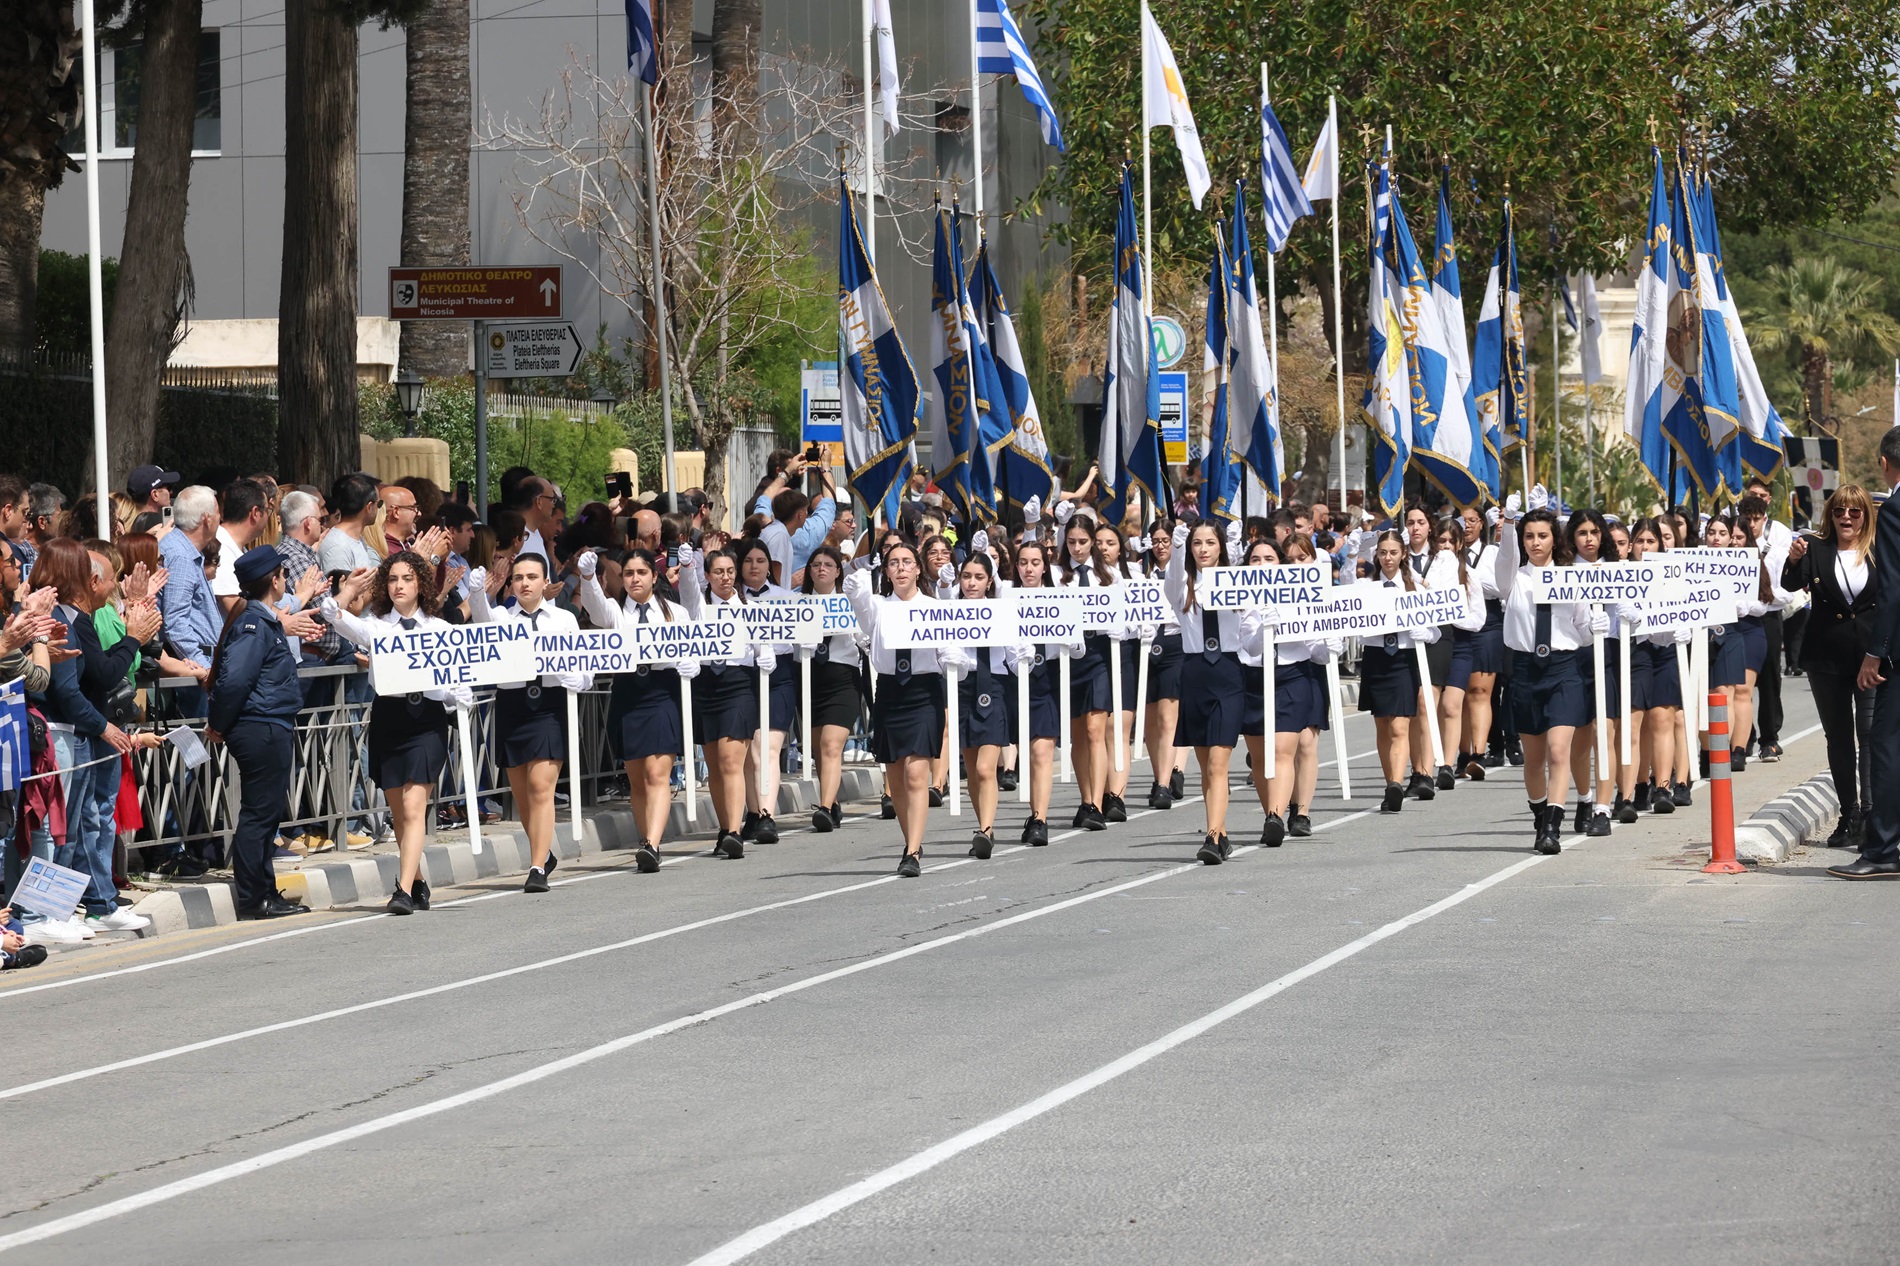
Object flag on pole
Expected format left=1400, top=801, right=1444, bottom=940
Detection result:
left=1300, top=108, right=1337, bottom=202
left=1200, top=237, right=1238, bottom=521
left=838, top=179, right=918, bottom=522
left=954, top=209, right=1011, bottom=518
left=1226, top=180, right=1281, bottom=497
left=1472, top=197, right=1529, bottom=476
left=0, top=677, right=25, bottom=793
left=971, top=239, right=1054, bottom=514
left=1257, top=98, right=1313, bottom=253
left=1576, top=273, right=1603, bottom=386
left=1098, top=165, right=1163, bottom=521
left=1623, top=148, right=1673, bottom=497
left=975, top=0, right=1063, bottom=151
left=872, top=0, right=900, bottom=137
left=1433, top=171, right=1491, bottom=499
left=1361, top=158, right=1411, bottom=517
left=1140, top=7, right=1210, bottom=208
left=928, top=204, right=992, bottom=521
left=1660, top=156, right=1728, bottom=499
left=624, top=0, right=658, bottom=85
left=1689, top=170, right=1784, bottom=481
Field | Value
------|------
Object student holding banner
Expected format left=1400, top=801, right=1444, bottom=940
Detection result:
left=1627, top=518, right=1688, bottom=816
left=799, top=546, right=862, bottom=834
left=1565, top=510, right=1637, bottom=838
left=679, top=545, right=777, bottom=860
left=1059, top=511, right=1117, bottom=833
left=1094, top=520, right=1140, bottom=823
left=575, top=547, right=693, bottom=874
left=1010, top=540, right=1063, bottom=847
left=1257, top=534, right=1338, bottom=842
left=1164, top=520, right=1247, bottom=866
left=1495, top=490, right=1608, bottom=854
left=1457, top=503, right=1504, bottom=781
left=1701, top=516, right=1756, bottom=774
left=843, top=541, right=965, bottom=878
left=736, top=539, right=797, bottom=844
left=952, top=553, right=1014, bottom=859
left=1427, top=520, right=1489, bottom=794
left=1346, top=531, right=1442, bottom=815
left=325, top=553, right=474, bottom=914
left=1141, top=519, right=1189, bottom=808
left=1235, top=537, right=1286, bottom=826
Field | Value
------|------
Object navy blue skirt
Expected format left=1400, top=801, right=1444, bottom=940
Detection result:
left=1447, top=628, right=1478, bottom=693
left=609, top=668, right=683, bottom=760
left=1146, top=631, right=1184, bottom=702
left=1425, top=632, right=1455, bottom=689
left=368, top=695, right=449, bottom=790
left=1709, top=626, right=1748, bottom=687
left=1022, top=654, right=1061, bottom=740
left=1469, top=601, right=1506, bottom=675
left=1116, top=636, right=1142, bottom=711
left=1267, top=659, right=1330, bottom=733
left=693, top=663, right=761, bottom=742
left=1737, top=615, right=1768, bottom=676
left=1359, top=644, right=1421, bottom=718
left=1635, top=639, right=1684, bottom=710
left=1069, top=633, right=1113, bottom=716
left=1175, top=649, right=1244, bottom=748
left=495, top=683, right=567, bottom=767
left=872, top=672, right=946, bottom=762
left=809, top=659, right=862, bottom=732
left=959, top=669, right=1012, bottom=749
left=1511, top=648, right=1590, bottom=733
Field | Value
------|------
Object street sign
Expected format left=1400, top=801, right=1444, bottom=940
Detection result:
left=1158, top=370, right=1189, bottom=463
left=1152, top=315, right=1187, bottom=368
left=801, top=361, right=842, bottom=441
left=389, top=266, right=563, bottom=321
left=482, top=323, right=584, bottom=379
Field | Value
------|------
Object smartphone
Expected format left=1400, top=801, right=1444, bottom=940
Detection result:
left=161, top=505, right=175, bottom=527
left=454, top=480, right=470, bottom=506
left=667, top=546, right=680, bottom=569
left=326, top=569, right=350, bottom=595
left=606, top=471, right=633, bottom=500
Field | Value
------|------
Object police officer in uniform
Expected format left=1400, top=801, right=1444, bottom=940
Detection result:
left=206, top=546, right=310, bottom=919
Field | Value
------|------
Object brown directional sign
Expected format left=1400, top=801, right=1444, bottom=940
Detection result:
left=388, top=266, right=563, bottom=320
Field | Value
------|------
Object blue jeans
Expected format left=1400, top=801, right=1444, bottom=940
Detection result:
left=45, top=732, right=120, bottom=917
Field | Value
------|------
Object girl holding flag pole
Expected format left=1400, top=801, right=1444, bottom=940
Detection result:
left=1164, top=519, right=1247, bottom=866
left=574, top=546, right=696, bottom=875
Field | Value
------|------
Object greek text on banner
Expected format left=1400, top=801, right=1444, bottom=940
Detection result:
left=369, top=620, right=538, bottom=693
left=1201, top=563, right=1333, bottom=610
left=532, top=621, right=742, bottom=676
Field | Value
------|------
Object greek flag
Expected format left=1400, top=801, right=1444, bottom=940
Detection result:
left=1098, top=165, right=1163, bottom=521
left=1690, top=171, right=1784, bottom=481
left=1660, top=156, right=1731, bottom=500
left=1201, top=239, right=1238, bottom=521
left=1624, top=148, right=1673, bottom=497
left=1226, top=180, right=1281, bottom=497
left=975, top=0, right=1063, bottom=151
left=1257, top=98, right=1312, bottom=253
left=971, top=238, right=1055, bottom=513
left=839, top=180, right=919, bottom=522
left=1433, top=172, right=1491, bottom=499
left=928, top=205, right=992, bottom=522
left=1472, top=195, right=1530, bottom=473
left=1383, top=173, right=1482, bottom=507
left=0, top=676, right=26, bottom=793
left=624, top=0, right=657, bottom=85
left=1361, top=158, right=1411, bottom=517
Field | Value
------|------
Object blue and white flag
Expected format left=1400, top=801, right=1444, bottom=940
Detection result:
left=928, top=204, right=991, bottom=522
left=1098, top=165, right=1163, bottom=521
left=1226, top=180, right=1281, bottom=498
left=0, top=676, right=26, bottom=794
left=1472, top=194, right=1530, bottom=479
left=1623, top=148, right=1673, bottom=497
left=975, top=0, right=1063, bottom=151
left=1257, top=98, right=1313, bottom=254
left=971, top=238, right=1055, bottom=513
left=624, top=0, right=657, bottom=85
left=953, top=209, right=1010, bottom=519
left=1428, top=173, right=1489, bottom=498
left=1200, top=239, right=1238, bottom=521
left=1660, top=156, right=1730, bottom=499
left=839, top=180, right=919, bottom=523
left=1361, top=159, right=1411, bottom=517
left=1691, top=170, right=1785, bottom=481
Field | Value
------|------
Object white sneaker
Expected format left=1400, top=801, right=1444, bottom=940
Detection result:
left=84, top=909, right=151, bottom=933
left=24, top=920, right=86, bottom=945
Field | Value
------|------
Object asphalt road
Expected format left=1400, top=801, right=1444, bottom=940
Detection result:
left=6, top=688, right=1895, bottom=1265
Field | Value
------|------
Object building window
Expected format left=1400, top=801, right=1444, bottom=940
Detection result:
left=935, top=102, right=972, bottom=188
left=74, top=30, right=222, bottom=157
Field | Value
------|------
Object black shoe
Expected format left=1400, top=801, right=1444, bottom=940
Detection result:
left=523, top=866, right=550, bottom=894
left=386, top=887, right=414, bottom=916
left=1024, top=816, right=1049, bottom=846
left=241, top=894, right=309, bottom=919
left=2, top=944, right=47, bottom=970
left=1071, top=803, right=1088, bottom=829
left=929, top=785, right=946, bottom=808
left=159, top=855, right=211, bottom=879
left=1827, top=856, right=1900, bottom=879
left=740, top=810, right=762, bottom=841
left=1651, top=784, right=1676, bottom=814
left=754, top=813, right=780, bottom=844
left=1506, top=743, right=1525, bottom=767
left=1482, top=749, right=1505, bottom=768
left=1289, top=812, right=1312, bottom=838
left=1103, top=792, right=1127, bottom=823
left=1196, top=833, right=1225, bottom=865
left=969, top=830, right=994, bottom=860
left=1262, top=813, right=1286, bottom=848
left=1147, top=782, right=1173, bottom=809
left=1407, top=773, right=1435, bottom=801
left=897, top=850, right=922, bottom=878
left=1760, top=742, right=1782, bottom=762
left=813, top=806, right=835, bottom=832
left=1586, top=812, right=1612, bottom=838
left=1082, top=803, right=1108, bottom=831
left=410, top=879, right=431, bottom=911
left=1435, top=765, right=1456, bottom=792
left=1380, top=782, right=1404, bottom=814
left=1634, top=783, right=1652, bottom=811
left=713, top=832, right=745, bottom=859
left=634, top=843, right=662, bottom=873
left=998, top=767, right=1018, bottom=792
left=881, top=794, right=896, bottom=820
left=1169, top=768, right=1186, bottom=799
left=1672, top=783, right=1693, bottom=808
left=829, top=803, right=844, bottom=829
left=1614, top=796, right=1638, bottom=825
left=1730, top=751, right=1746, bottom=774
left=1573, top=802, right=1592, bottom=835
left=1463, top=754, right=1487, bottom=781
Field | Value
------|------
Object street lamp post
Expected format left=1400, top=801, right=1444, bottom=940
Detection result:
left=395, top=370, right=425, bottom=437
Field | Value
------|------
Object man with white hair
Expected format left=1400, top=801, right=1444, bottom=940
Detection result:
left=157, top=485, right=222, bottom=676
left=276, top=490, right=342, bottom=659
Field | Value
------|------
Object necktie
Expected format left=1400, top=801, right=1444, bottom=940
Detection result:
left=974, top=646, right=994, bottom=707
left=399, top=616, right=417, bottom=631
left=1383, top=580, right=1397, bottom=651
left=1411, top=552, right=1427, bottom=577
left=1534, top=603, right=1553, bottom=658
left=525, top=608, right=542, bottom=630
left=1202, top=608, right=1221, bottom=664
left=637, top=602, right=650, bottom=625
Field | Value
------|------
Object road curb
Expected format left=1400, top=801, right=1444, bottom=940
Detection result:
left=1734, top=773, right=1840, bottom=863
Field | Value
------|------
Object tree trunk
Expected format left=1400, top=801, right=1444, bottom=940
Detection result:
left=0, top=179, right=45, bottom=352
left=0, top=0, right=85, bottom=351
left=278, top=0, right=360, bottom=488
left=104, top=0, right=202, bottom=486
left=661, top=0, right=693, bottom=73
left=1801, top=343, right=1831, bottom=433
left=397, top=0, right=470, bottom=380
left=710, top=0, right=759, bottom=118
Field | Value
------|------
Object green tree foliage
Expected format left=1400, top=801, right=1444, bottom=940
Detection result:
left=1746, top=256, right=1900, bottom=431
left=32, top=251, right=119, bottom=358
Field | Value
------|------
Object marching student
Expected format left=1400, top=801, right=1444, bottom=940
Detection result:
left=1457, top=503, right=1504, bottom=781
left=921, top=532, right=959, bottom=800
left=736, top=538, right=796, bottom=843
left=1141, top=518, right=1188, bottom=808
left=1565, top=509, right=1637, bottom=837
left=326, top=553, right=474, bottom=914
left=800, top=545, right=862, bottom=833
left=1701, top=515, right=1753, bottom=771
left=466, top=551, right=592, bottom=893
left=1495, top=488, right=1608, bottom=854
left=679, top=544, right=778, bottom=859
left=1164, top=519, right=1248, bottom=865
left=844, top=540, right=967, bottom=877
left=952, top=552, right=1013, bottom=859
left=1094, top=519, right=1140, bottom=822
left=575, top=545, right=693, bottom=874
left=1345, top=528, right=1442, bottom=814
left=1010, top=539, right=1063, bottom=846
left=1245, top=534, right=1340, bottom=846
left=1235, top=536, right=1285, bottom=829
left=1626, top=517, right=1687, bottom=816
left=1427, top=517, right=1489, bottom=792
left=1059, top=508, right=1115, bottom=831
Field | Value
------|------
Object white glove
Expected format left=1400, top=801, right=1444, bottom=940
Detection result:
left=1257, top=606, right=1281, bottom=629
left=575, top=551, right=597, bottom=579
left=937, top=562, right=956, bottom=590
left=970, top=529, right=990, bottom=555
left=1501, top=493, right=1523, bottom=523
left=678, top=545, right=701, bottom=574
left=1344, top=529, right=1364, bottom=560
left=1674, top=625, right=1693, bottom=645
left=675, top=657, right=701, bottom=680
left=1225, top=520, right=1244, bottom=557
left=1485, top=506, right=1501, bottom=529
left=1171, top=521, right=1190, bottom=551
left=1415, top=624, right=1441, bottom=645
left=1127, top=534, right=1148, bottom=557
left=1138, top=621, right=1159, bottom=641
left=1589, top=608, right=1611, bottom=637
left=756, top=648, right=778, bottom=676
left=318, top=595, right=341, bottom=622
left=1322, top=636, right=1346, bottom=659
left=1527, top=483, right=1549, bottom=513
left=465, top=566, right=488, bottom=596
left=1053, top=500, right=1076, bottom=525
left=1063, top=638, right=1085, bottom=658
left=1023, top=494, right=1043, bottom=524
left=940, top=646, right=974, bottom=672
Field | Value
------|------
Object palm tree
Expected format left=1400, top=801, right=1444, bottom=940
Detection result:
left=0, top=2, right=86, bottom=351
left=1749, top=256, right=1900, bottom=434
left=397, top=0, right=469, bottom=380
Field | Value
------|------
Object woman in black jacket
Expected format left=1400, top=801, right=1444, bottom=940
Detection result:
left=1782, top=484, right=1878, bottom=848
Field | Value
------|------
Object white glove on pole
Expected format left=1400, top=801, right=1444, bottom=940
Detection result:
left=1501, top=493, right=1523, bottom=522
left=575, top=550, right=597, bottom=579
left=970, top=529, right=990, bottom=555
left=1527, top=483, right=1549, bottom=513
left=1054, top=499, right=1076, bottom=526
left=937, top=562, right=956, bottom=591
left=465, top=567, right=488, bottom=596
left=1023, top=494, right=1043, bottom=524
left=1127, top=533, right=1148, bottom=557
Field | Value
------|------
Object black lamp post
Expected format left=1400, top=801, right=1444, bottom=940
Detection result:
left=394, top=369, right=425, bottom=437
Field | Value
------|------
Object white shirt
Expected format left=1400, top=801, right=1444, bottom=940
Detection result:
left=1342, top=566, right=1438, bottom=651
left=842, top=571, right=964, bottom=675
left=759, top=520, right=795, bottom=586
left=211, top=526, right=244, bottom=597
left=522, top=528, right=551, bottom=567
left=1161, top=549, right=1247, bottom=654
left=1493, top=526, right=1592, bottom=654
left=321, top=601, right=474, bottom=707
left=467, top=591, right=592, bottom=691
left=1465, top=542, right=1500, bottom=601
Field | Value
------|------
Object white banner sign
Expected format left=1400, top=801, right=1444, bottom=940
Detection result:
left=760, top=591, right=860, bottom=636
left=880, top=597, right=1011, bottom=648
left=1200, top=563, right=1333, bottom=610
left=1671, top=548, right=1760, bottom=600
left=369, top=620, right=538, bottom=694
left=1077, top=587, right=1123, bottom=637
left=1117, top=578, right=1171, bottom=629
left=743, top=597, right=827, bottom=646
left=1643, top=576, right=1741, bottom=632
left=1521, top=562, right=1662, bottom=606
left=1263, top=586, right=1397, bottom=640
left=1010, top=590, right=1085, bottom=644
left=533, top=620, right=742, bottom=675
